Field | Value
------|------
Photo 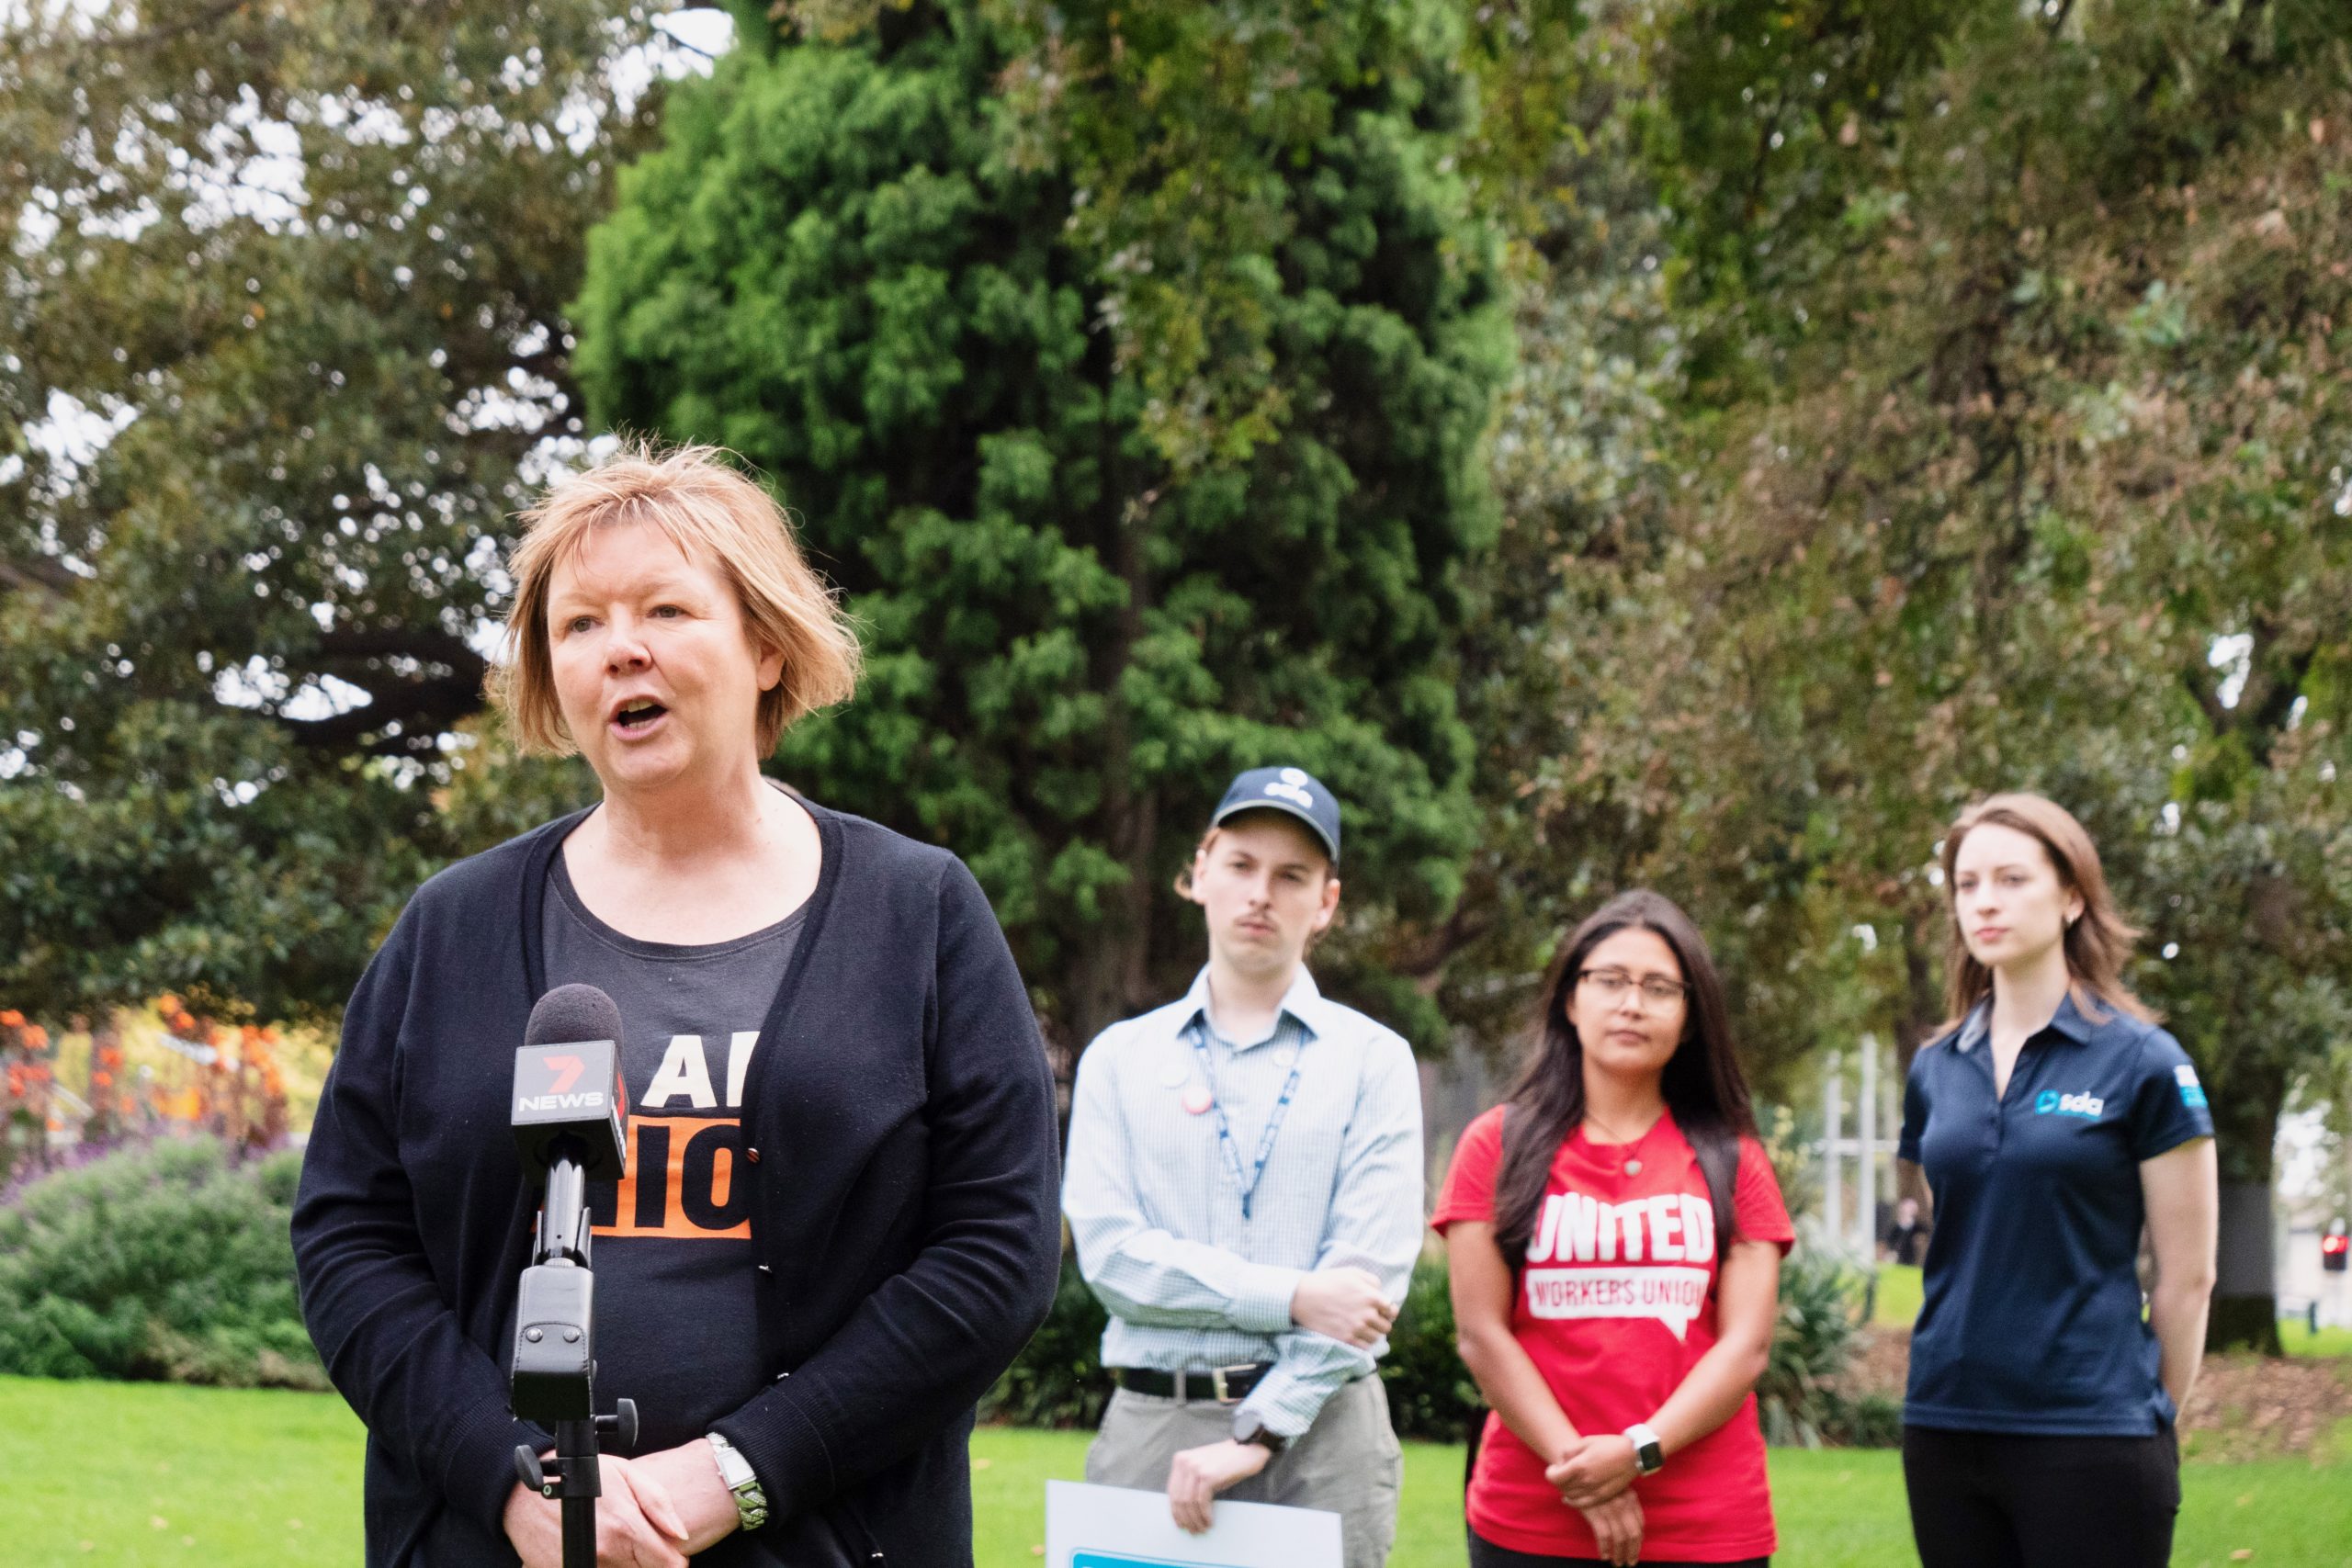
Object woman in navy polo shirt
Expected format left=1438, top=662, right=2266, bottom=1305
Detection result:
left=1897, top=793, right=2218, bottom=1568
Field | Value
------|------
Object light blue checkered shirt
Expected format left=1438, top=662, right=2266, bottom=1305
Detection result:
left=1063, top=965, right=1424, bottom=1438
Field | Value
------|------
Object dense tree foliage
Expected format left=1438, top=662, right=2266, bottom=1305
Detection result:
left=574, top=0, right=1512, bottom=1049
left=0, top=0, right=661, bottom=1019
left=1469, top=0, right=2352, bottom=1346
left=7, top=0, right=2349, bottom=1350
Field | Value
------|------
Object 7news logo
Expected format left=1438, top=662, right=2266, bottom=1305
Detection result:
left=516, top=1054, right=608, bottom=1113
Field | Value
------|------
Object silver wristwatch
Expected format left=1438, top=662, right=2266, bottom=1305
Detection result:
left=1623, top=1422, right=1665, bottom=1474
left=707, top=1431, right=770, bottom=1532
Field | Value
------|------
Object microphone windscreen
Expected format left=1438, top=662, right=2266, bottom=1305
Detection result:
left=527, top=983, right=623, bottom=1049
left=514, top=984, right=628, bottom=1182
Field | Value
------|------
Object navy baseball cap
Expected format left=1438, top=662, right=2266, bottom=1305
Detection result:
left=1211, top=766, right=1341, bottom=865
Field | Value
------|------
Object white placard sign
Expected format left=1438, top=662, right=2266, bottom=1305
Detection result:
left=1043, top=1480, right=1343, bottom=1568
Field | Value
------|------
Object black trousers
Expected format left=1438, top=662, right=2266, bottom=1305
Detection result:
left=1466, top=1527, right=1768, bottom=1567
left=1902, top=1425, right=2179, bottom=1568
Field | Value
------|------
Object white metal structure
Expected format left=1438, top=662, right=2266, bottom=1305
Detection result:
left=1818, top=1034, right=1899, bottom=1260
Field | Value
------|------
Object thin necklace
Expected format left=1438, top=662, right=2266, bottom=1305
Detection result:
left=1583, top=1105, right=1666, bottom=1176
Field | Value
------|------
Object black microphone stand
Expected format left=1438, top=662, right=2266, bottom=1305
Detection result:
left=511, top=1133, right=637, bottom=1568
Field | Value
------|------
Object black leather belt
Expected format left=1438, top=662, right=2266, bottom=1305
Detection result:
left=1113, top=1363, right=1273, bottom=1404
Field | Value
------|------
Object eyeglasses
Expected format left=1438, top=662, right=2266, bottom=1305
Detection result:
left=1577, top=968, right=1689, bottom=1008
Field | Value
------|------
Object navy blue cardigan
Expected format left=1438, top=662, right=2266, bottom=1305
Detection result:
left=291, top=799, right=1061, bottom=1565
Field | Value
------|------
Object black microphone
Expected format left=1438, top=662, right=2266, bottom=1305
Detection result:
left=509, top=984, right=630, bottom=1427
left=514, top=983, right=629, bottom=1245
left=509, top=985, right=639, bottom=1568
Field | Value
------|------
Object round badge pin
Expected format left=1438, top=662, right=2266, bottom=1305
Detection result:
left=1182, top=1086, right=1214, bottom=1115
left=1624, top=1158, right=1644, bottom=1175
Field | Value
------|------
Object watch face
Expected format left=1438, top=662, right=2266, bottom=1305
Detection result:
left=1232, top=1414, right=1282, bottom=1450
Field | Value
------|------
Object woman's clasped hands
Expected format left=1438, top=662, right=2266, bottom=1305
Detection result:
left=1547, top=1433, right=1645, bottom=1567
left=503, top=1439, right=744, bottom=1568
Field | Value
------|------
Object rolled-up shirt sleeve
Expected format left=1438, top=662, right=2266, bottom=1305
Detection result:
left=1241, top=1032, right=1424, bottom=1437
left=1064, top=1032, right=1304, bottom=1334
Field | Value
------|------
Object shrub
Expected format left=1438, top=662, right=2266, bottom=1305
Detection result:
left=984, top=1247, right=1897, bottom=1447
left=980, top=1254, right=1112, bottom=1428
left=981, top=1252, right=1483, bottom=1437
left=0, top=1135, right=324, bottom=1389
left=1820, top=1387, right=1905, bottom=1449
left=1757, top=1246, right=1874, bottom=1448
left=1379, top=1257, right=1482, bottom=1442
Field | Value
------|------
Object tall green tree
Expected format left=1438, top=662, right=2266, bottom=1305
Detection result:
left=1407, top=0, right=1687, bottom=1047
left=572, top=0, right=1511, bottom=1050
left=1504, top=0, right=2352, bottom=1345
left=0, top=0, right=662, bottom=1020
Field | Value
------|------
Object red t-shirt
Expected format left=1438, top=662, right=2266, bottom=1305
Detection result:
left=1430, top=1105, right=1794, bottom=1562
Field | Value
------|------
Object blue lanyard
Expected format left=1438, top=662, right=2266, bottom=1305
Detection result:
left=1188, top=1020, right=1304, bottom=1221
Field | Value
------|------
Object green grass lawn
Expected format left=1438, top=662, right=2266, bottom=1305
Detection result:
left=1871, top=1269, right=2352, bottom=1362
left=2278, top=1319, right=2352, bottom=1359
left=6, top=1376, right=2350, bottom=1566
left=0, top=1377, right=367, bottom=1563
left=1871, top=1264, right=1924, bottom=1328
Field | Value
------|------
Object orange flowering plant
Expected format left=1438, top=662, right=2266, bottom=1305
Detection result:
left=0, top=1005, right=58, bottom=1187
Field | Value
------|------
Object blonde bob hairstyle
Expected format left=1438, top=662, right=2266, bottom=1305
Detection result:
left=1939, top=791, right=2155, bottom=1031
left=492, top=442, right=861, bottom=756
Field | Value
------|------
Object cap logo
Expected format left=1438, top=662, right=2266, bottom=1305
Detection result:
left=1280, top=768, right=1309, bottom=786
left=1263, top=780, right=1315, bottom=809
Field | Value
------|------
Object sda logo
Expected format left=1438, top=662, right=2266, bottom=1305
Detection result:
left=2036, top=1089, right=2104, bottom=1120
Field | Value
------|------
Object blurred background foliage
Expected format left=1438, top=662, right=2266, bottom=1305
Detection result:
left=0, top=1137, right=321, bottom=1387
left=4, top=0, right=2349, bottom=1348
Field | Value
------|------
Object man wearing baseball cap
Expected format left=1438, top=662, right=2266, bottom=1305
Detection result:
left=1064, top=765, right=1424, bottom=1566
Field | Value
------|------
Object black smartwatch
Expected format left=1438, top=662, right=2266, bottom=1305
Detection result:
left=1231, top=1409, right=1289, bottom=1454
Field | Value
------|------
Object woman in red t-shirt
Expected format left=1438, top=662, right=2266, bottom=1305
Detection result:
left=1433, top=890, right=1793, bottom=1568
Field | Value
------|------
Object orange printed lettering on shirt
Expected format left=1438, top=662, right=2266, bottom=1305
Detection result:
left=585, top=1032, right=764, bottom=1241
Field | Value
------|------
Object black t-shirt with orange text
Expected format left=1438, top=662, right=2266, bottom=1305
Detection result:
left=531, top=855, right=829, bottom=1565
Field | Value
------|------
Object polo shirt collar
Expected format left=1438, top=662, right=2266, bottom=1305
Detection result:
left=1954, top=990, right=2096, bottom=1052
left=1177, top=964, right=1336, bottom=1050
left=2048, top=991, right=2096, bottom=1043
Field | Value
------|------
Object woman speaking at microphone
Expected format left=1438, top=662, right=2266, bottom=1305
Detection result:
left=293, top=445, right=1061, bottom=1567
left=1434, top=891, right=1792, bottom=1568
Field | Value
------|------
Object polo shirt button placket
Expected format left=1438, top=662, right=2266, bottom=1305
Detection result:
left=1974, top=1043, right=2002, bottom=1145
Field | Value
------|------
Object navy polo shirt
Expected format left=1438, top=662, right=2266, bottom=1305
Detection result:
left=1898, top=993, right=2213, bottom=1436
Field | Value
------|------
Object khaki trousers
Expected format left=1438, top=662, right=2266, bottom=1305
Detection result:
left=1084, top=1373, right=1402, bottom=1568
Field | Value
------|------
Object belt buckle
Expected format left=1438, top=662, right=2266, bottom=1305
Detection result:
left=1210, top=1364, right=1254, bottom=1404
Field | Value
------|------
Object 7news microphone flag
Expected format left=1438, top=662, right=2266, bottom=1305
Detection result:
left=509, top=983, right=639, bottom=1568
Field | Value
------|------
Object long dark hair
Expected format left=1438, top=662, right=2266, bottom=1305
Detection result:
left=1492, top=890, right=1759, bottom=1262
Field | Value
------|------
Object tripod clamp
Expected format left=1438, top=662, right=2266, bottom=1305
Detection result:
left=514, top=1401, right=639, bottom=1499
